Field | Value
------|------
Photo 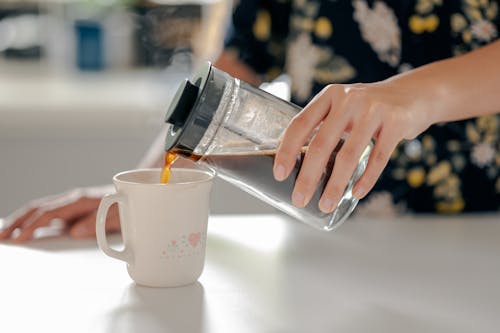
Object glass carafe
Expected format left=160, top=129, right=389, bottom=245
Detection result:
left=164, top=62, right=372, bottom=231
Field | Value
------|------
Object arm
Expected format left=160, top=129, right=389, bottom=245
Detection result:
left=273, top=40, right=500, bottom=213
left=389, top=40, right=500, bottom=123
left=214, top=50, right=263, bottom=86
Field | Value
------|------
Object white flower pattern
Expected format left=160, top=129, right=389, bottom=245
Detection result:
left=227, top=0, right=500, bottom=212
left=471, top=142, right=496, bottom=167
left=285, top=33, right=321, bottom=102
left=470, top=19, right=498, bottom=42
left=398, top=63, right=414, bottom=73
left=355, top=191, right=406, bottom=218
left=352, top=0, right=401, bottom=67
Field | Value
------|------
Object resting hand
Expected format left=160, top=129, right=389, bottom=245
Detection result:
left=0, top=186, right=120, bottom=243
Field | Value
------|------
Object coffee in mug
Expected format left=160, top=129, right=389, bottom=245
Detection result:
left=96, top=168, right=214, bottom=287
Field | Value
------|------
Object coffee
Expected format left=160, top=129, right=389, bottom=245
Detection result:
left=160, top=151, right=179, bottom=184
left=97, top=168, right=214, bottom=287
left=162, top=144, right=343, bottom=215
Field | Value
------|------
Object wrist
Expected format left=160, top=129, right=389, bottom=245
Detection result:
left=424, top=71, right=453, bottom=125
left=388, top=62, right=454, bottom=129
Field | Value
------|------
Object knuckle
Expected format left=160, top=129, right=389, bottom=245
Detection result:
left=359, top=174, right=378, bottom=192
left=325, top=84, right=341, bottom=95
left=291, top=112, right=310, bottom=129
left=374, top=149, right=388, bottom=164
left=346, top=87, right=367, bottom=101
left=353, top=103, right=379, bottom=125
left=309, top=135, right=330, bottom=154
left=359, top=173, right=376, bottom=189
left=365, top=104, right=379, bottom=117
left=38, top=210, right=56, bottom=222
left=356, top=178, right=368, bottom=190
left=337, top=147, right=358, bottom=166
left=296, top=174, right=316, bottom=192
left=277, top=147, right=296, bottom=162
left=367, top=102, right=386, bottom=120
left=326, top=183, right=346, bottom=198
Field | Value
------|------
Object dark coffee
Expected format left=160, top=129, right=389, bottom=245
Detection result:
left=160, top=151, right=179, bottom=184
left=167, top=143, right=343, bottom=217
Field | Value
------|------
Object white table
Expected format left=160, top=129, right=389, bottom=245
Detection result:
left=1, top=214, right=499, bottom=333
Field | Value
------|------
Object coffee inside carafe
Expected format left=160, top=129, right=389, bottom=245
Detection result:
left=162, top=142, right=343, bottom=215
left=162, top=62, right=372, bottom=230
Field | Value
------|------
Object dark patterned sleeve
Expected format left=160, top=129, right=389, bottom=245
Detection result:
left=224, top=0, right=291, bottom=80
left=449, top=0, right=500, bottom=55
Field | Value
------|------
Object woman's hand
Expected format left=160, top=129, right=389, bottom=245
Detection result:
left=273, top=41, right=500, bottom=214
left=0, top=186, right=120, bottom=243
left=273, top=80, right=435, bottom=213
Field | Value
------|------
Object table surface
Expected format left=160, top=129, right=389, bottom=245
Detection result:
left=1, top=213, right=500, bottom=333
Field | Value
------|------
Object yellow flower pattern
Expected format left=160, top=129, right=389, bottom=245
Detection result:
left=407, top=168, right=426, bottom=188
left=409, top=0, right=442, bottom=34
left=253, top=10, right=271, bottom=41
left=315, top=17, right=333, bottom=39
left=452, top=0, right=499, bottom=54
left=409, top=14, right=440, bottom=34
left=285, top=0, right=357, bottom=103
left=226, top=0, right=500, bottom=213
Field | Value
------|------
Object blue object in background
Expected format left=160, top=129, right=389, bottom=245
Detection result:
left=75, top=20, right=104, bottom=71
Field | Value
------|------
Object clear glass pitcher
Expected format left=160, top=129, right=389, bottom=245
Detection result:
left=164, top=62, right=372, bottom=231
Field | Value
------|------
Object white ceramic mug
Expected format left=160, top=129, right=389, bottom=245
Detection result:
left=96, top=168, right=215, bottom=287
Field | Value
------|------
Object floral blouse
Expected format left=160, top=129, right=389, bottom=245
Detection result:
left=224, top=0, right=500, bottom=214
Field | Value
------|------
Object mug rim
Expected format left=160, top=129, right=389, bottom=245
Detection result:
left=113, top=168, right=215, bottom=186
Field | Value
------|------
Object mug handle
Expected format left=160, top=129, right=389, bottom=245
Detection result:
left=96, top=193, right=130, bottom=263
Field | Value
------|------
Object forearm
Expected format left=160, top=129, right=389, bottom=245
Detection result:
left=214, top=50, right=262, bottom=86
left=387, top=40, right=500, bottom=124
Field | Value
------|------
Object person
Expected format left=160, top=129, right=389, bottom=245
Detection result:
left=1, top=0, right=499, bottom=243
left=216, top=0, right=500, bottom=214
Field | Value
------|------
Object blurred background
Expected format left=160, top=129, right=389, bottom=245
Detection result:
left=0, top=0, right=272, bottom=216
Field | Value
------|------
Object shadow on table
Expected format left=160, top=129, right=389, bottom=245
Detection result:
left=105, top=282, right=206, bottom=333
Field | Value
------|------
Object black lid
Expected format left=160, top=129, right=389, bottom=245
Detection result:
left=167, top=79, right=199, bottom=128
left=164, top=62, right=213, bottom=152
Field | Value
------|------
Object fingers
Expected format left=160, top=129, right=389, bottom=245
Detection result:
left=318, top=115, right=380, bottom=213
left=352, top=128, right=399, bottom=199
left=13, top=197, right=101, bottom=243
left=0, top=207, right=38, bottom=240
left=69, top=213, right=98, bottom=239
left=69, top=204, right=120, bottom=239
left=0, top=189, right=85, bottom=241
left=274, top=85, right=341, bottom=181
left=274, top=80, right=414, bottom=213
left=290, top=103, right=353, bottom=207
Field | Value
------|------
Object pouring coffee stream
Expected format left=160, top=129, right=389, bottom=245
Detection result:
left=160, top=151, right=178, bottom=184
left=161, top=62, right=373, bottom=231
left=160, top=124, right=274, bottom=184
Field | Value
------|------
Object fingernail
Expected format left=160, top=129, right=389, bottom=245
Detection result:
left=292, top=191, right=305, bottom=207
left=353, top=185, right=365, bottom=199
left=319, top=197, right=335, bottom=213
left=274, top=164, right=286, bottom=181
